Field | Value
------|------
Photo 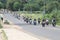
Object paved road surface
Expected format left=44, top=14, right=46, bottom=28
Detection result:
left=4, top=28, right=43, bottom=40
left=0, top=34, right=2, bottom=40
left=3, top=13, right=60, bottom=40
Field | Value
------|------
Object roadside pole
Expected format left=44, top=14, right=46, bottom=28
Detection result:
left=0, top=14, right=3, bottom=25
left=43, top=0, right=46, bottom=18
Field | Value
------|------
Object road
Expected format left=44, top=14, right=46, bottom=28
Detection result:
left=0, top=32, right=2, bottom=40
left=4, top=28, right=41, bottom=40
left=3, top=13, right=60, bottom=40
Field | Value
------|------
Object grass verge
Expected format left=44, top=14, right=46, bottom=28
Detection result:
left=0, top=24, right=3, bottom=29
left=1, top=30, right=8, bottom=40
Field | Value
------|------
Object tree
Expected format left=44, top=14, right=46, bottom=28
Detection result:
left=24, top=3, right=40, bottom=11
left=8, top=2, right=14, bottom=10
left=13, top=2, right=20, bottom=11
left=0, top=0, right=7, bottom=9
left=0, top=2, right=3, bottom=9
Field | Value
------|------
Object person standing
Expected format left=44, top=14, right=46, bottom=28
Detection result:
left=0, top=14, right=3, bottom=21
left=1, top=17, right=3, bottom=21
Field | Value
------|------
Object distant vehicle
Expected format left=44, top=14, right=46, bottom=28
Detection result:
left=46, top=19, right=49, bottom=25
left=41, top=19, right=46, bottom=27
left=52, top=19, right=56, bottom=27
left=33, top=19, right=37, bottom=25
left=29, top=18, right=32, bottom=24
left=38, top=18, right=40, bottom=24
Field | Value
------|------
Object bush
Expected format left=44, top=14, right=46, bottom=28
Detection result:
left=4, top=20, right=10, bottom=24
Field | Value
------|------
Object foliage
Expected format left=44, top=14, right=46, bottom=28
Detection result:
left=13, top=2, right=20, bottom=11
left=0, top=0, right=60, bottom=12
left=0, top=2, right=3, bottom=9
left=24, top=3, right=40, bottom=11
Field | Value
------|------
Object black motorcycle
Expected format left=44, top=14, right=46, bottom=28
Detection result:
left=46, top=22, right=49, bottom=25
left=52, top=22, right=56, bottom=27
left=33, top=19, right=37, bottom=25
left=52, top=19, right=56, bottom=27
left=42, top=22, right=45, bottom=27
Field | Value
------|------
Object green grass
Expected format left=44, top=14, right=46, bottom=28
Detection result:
left=24, top=13, right=43, bottom=20
left=0, top=24, right=3, bottom=29
left=18, top=11, right=43, bottom=20
left=57, top=23, right=60, bottom=25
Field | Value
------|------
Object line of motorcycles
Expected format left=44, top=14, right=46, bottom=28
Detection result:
left=13, top=14, right=56, bottom=27
left=23, top=17, right=56, bottom=27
